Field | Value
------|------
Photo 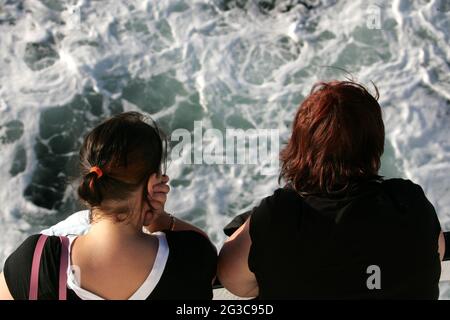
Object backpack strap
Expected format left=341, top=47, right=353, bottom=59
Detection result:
left=28, top=235, right=70, bottom=300
left=444, top=232, right=450, bottom=261
left=29, top=234, right=49, bottom=300
left=58, top=236, right=70, bottom=300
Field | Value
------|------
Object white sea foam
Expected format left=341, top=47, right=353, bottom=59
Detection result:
left=0, top=0, right=449, bottom=297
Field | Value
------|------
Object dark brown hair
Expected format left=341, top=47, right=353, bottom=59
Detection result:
left=78, top=112, right=167, bottom=219
left=280, top=80, right=384, bottom=194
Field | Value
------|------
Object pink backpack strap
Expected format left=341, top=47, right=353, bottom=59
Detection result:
left=29, top=235, right=70, bottom=300
left=58, top=236, right=69, bottom=300
left=29, top=234, right=49, bottom=300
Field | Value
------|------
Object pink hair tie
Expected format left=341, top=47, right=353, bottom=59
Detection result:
left=89, top=166, right=103, bottom=178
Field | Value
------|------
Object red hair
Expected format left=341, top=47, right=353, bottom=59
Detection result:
left=280, top=80, right=384, bottom=193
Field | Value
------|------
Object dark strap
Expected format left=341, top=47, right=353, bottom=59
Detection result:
left=58, top=236, right=69, bottom=300
left=223, top=210, right=252, bottom=236
left=444, top=232, right=450, bottom=261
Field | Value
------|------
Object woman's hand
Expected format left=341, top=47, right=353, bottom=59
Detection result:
left=145, top=175, right=172, bottom=232
left=145, top=175, right=211, bottom=239
left=148, top=175, right=170, bottom=215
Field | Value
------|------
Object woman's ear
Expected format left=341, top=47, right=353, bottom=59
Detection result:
left=146, top=173, right=160, bottom=198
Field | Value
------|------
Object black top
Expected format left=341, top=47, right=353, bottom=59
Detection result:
left=3, top=231, right=217, bottom=300
left=248, top=178, right=442, bottom=299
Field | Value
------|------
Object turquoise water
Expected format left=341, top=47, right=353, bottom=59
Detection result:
left=0, top=0, right=449, bottom=297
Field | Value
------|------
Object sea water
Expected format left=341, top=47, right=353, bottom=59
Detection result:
left=0, top=0, right=449, bottom=297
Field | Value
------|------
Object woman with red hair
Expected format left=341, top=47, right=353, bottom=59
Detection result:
left=218, top=81, right=446, bottom=299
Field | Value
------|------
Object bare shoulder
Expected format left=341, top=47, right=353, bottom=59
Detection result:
left=218, top=219, right=258, bottom=298
left=0, top=272, right=13, bottom=300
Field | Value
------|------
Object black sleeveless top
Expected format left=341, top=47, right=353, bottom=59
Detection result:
left=248, top=178, right=442, bottom=299
left=3, top=231, right=217, bottom=300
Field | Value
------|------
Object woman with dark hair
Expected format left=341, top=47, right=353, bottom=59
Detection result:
left=0, top=112, right=217, bottom=300
left=218, top=81, right=446, bottom=299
